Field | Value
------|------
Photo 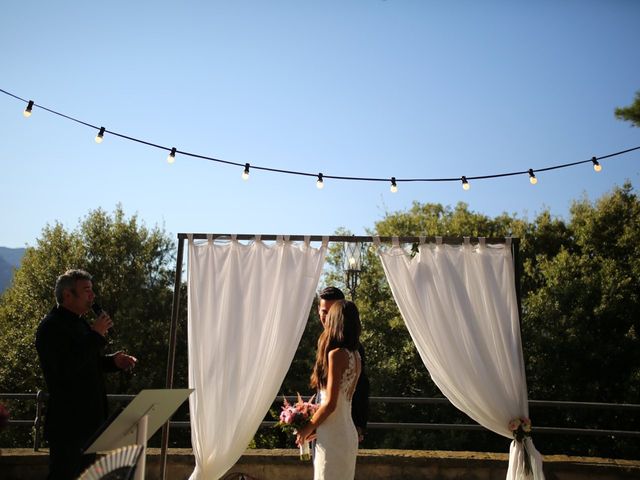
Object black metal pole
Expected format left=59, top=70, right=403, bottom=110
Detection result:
left=177, top=233, right=512, bottom=245
left=33, top=390, right=44, bottom=451
left=160, top=235, right=185, bottom=480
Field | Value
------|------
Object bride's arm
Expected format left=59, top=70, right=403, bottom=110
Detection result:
left=296, top=348, right=348, bottom=444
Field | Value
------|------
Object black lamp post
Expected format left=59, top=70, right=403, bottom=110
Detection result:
left=344, top=241, right=364, bottom=301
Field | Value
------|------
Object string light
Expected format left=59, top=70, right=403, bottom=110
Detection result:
left=242, top=163, right=250, bottom=180
left=167, top=147, right=177, bottom=164
left=95, top=127, right=105, bottom=144
left=390, top=177, right=398, bottom=193
left=23, top=100, right=34, bottom=118
left=2, top=88, right=638, bottom=193
left=528, top=169, right=538, bottom=184
left=592, top=157, right=602, bottom=172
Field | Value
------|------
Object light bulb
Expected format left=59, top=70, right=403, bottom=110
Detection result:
left=23, top=100, right=34, bottom=118
left=592, top=157, right=602, bottom=172
left=349, top=256, right=356, bottom=267
left=95, top=127, right=105, bottom=144
left=461, top=176, right=470, bottom=190
left=167, top=147, right=177, bottom=164
left=528, top=169, right=537, bottom=185
left=390, top=177, right=398, bottom=193
left=242, top=163, right=250, bottom=180
left=316, top=173, right=324, bottom=189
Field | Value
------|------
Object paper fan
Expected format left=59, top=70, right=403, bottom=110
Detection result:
left=78, top=444, right=144, bottom=480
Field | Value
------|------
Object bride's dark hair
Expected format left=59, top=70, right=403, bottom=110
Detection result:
left=311, top=300, right=361, bottom=390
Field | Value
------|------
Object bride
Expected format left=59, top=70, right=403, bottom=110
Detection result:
left=296, top=300, right=362, bottom=480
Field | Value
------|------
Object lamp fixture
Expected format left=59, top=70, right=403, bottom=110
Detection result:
left=316, top=173, right=324, bottom=189
left=242, top=163, right=250, bottom=180
left=528, top=169, right=538, bottom=184
left=167, top=147, right=177, bottom=164
left=592, top=157, right=602, bottom=172
left=95, top=127, right=105, bottom=144
left=461, top=176, right=470, bottom=190
left=390, top=177, right=398, bottom=193
left=343, top=241, right=364, bottom=301
left=23, top=100, right=34, bottom=117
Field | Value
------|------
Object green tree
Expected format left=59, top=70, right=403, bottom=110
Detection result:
left=521, top=184, right=640, bottom=458
left=523, top=183, right=640, bottom=403
left=615, top=90, right=640, bottom=127
left=0, top=206, right=177, bottom=446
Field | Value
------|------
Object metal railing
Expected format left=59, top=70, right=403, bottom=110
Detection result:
left=1, top=391, right=639, bottom=451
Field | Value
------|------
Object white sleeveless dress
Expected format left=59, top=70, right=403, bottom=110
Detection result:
left=314, top=349, right=361, bottom=480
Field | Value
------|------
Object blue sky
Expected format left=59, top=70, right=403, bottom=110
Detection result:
left=1, top=1, right=639, bottom=248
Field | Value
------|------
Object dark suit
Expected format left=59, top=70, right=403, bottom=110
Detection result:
left=35, top=305, right=119, bottom=480
left=351, top=343, right=370, bottom=432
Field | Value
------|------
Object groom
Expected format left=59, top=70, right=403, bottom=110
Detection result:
left=318, top=286, right=370, bottom=441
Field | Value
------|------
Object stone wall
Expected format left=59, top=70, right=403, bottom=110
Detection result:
left=1, top=448, right=639, bottom=479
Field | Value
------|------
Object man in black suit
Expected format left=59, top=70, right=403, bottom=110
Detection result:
left=35, top=269, right=137, bottom=480
left=318, top=286, right=370, bottom=441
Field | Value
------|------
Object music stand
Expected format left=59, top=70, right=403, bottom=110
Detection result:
left=84, top=389, right=193, bottom=480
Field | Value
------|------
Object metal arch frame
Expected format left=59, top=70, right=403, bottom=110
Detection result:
left=159, top=234, right=521, bottom=480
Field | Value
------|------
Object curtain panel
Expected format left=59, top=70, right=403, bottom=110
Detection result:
left=187, top=236, right=326, bottom=479
left=379, top=240, right=544, bottom=479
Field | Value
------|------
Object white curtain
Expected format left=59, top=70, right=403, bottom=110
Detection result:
left=187, top=236, right=326, bottom=480
left=378, top=239, right=544, bottom=480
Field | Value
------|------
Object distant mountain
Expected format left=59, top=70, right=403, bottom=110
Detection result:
left=0, top=247, right=26, bottom=293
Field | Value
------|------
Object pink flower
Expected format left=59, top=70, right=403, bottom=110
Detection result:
left=280, top=408, right=294, bottom=424
left=509, top=416, right=533, bottom=443
left=508, top=418, right=521, bottom=431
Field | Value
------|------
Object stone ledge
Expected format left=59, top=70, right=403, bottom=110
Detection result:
left=1, top=448, right=639, bottom=480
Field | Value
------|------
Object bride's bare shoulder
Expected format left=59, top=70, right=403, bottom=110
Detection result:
left=328, top=348, right=349, bottom=365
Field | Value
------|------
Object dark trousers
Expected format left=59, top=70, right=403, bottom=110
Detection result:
left=47, top=440, right=96, bottom=480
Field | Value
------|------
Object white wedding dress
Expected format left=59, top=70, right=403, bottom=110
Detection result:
left=314, top=349, right=361, bottom=480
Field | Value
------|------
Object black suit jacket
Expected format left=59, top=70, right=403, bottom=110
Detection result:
left=351, top=342, right=370, bottom=431
left=35, top=305, right=118, bottom=446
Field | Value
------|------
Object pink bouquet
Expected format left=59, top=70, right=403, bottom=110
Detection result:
left=276, top=393, right=318, bottom=460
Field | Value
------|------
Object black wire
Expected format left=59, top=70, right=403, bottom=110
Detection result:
left=2, top=87, right=638, bottom=184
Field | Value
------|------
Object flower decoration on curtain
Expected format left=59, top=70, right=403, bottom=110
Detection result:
left=509, top=417, right=532, bottom=442
left=509, top=417, right=534, bottom=474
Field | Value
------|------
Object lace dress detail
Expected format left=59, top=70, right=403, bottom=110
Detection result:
left=314, top=349, right=361, bottom=480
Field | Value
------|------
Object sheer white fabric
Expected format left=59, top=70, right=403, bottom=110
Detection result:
left=187, top=237, right=326, bottom=480
left=379, top=241, right=544, bottom=480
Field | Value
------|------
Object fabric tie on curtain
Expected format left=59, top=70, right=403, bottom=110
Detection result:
left=378, top=240, right=544, bottom=480
left=187, top=236, right=326, bottom=479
